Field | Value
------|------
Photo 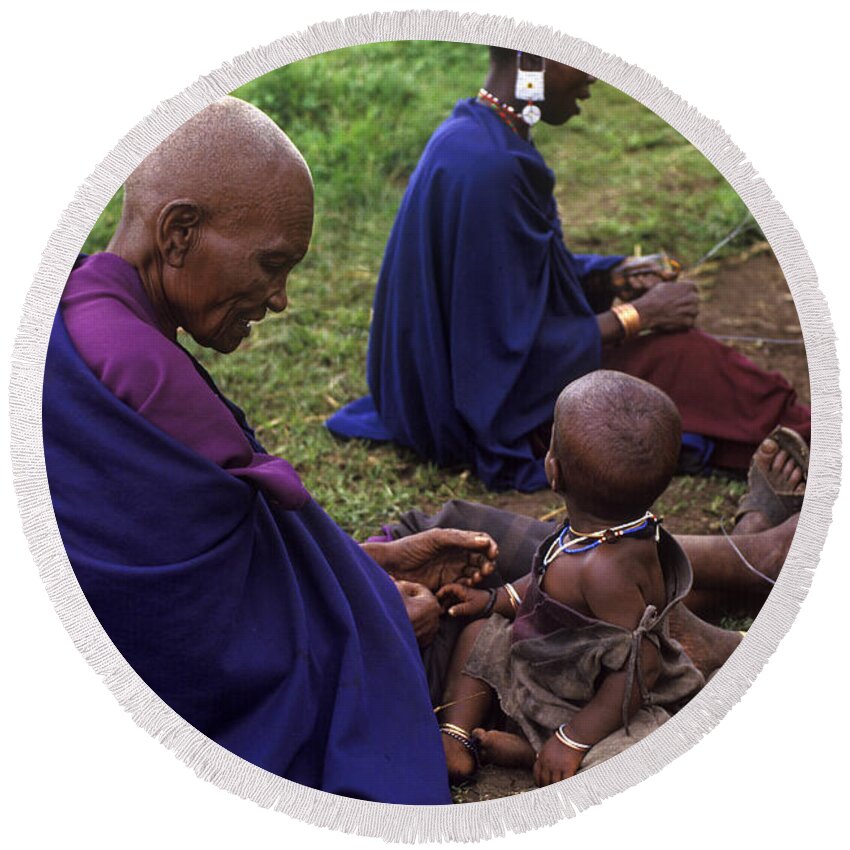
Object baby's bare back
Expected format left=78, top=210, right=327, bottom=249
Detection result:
left=541, top=539, right=666, bottom=630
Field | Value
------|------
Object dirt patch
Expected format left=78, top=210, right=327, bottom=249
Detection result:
left=697, top=247, right=809, bottom=405
left=453, top=765, right=536, bottom=803
left=455, top=249, right=807, bottom=802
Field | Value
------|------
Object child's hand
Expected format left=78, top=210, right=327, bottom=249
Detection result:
left=533, top=734, right=586, bottom=786
left=436, top=583, right=493, bottom=618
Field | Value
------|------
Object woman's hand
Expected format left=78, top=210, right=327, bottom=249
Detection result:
left=611, top=253, right=680, bottom=300
left=363, top=529, right=498, bottom=592
left=633, top=280, right=700, bottom=332
left=395, top=581, right=442, bottom=648
left=436, top=583, right=493, bottom=618
left=533, top=734, right=585, bottom=787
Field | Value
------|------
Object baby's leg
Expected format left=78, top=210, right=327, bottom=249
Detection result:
left=437, top=619, right=495, bottom=783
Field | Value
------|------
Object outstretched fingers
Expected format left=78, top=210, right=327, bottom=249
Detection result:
left=433, top=529, right=498, bottom=584
left=438, top=528, right=498, bottom=562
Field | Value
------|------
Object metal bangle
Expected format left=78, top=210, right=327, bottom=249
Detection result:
left=612, top=303, right=641, bottom=339
left=480, top=588, right=498, bottom=618
left=555, top=724, right=592, bottom=752
left=503, top=582, right=521, bottom=612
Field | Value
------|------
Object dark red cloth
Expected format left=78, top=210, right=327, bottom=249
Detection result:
left=601, top=329, right=811, bottom=470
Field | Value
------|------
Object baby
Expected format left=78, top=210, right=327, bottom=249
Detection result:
left=436, top=370, right=705, bottom=786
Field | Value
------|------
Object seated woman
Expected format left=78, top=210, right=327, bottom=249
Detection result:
left=44, top=97, right=499, bottom=805
left=327, top=47, right=811, bottom=491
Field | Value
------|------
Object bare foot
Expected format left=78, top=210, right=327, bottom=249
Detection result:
left=736, top=437, right=806, bottom=534
left=739, top=512, right=799, bottom=584
left=442, top=734, right=476, bottom=784
left=685, top=513, right=800, bottom=620
left=473, top=729, right=536, bottom=770
left=668, top=603, right=742, bottom=676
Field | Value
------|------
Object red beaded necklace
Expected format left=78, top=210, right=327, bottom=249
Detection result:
left=476, top=88, right=522, bottom=136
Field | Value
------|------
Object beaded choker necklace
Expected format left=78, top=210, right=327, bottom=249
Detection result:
left=477, top=88, right=522, bottom=136
left=542, top=511, right=662, bottom=566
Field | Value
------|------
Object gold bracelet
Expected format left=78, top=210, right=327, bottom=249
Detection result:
left=611, top=303, right=642, bottom=339
left=503, top=582, right=521, bottom=612
left=440, top=723, right=473, bottom=739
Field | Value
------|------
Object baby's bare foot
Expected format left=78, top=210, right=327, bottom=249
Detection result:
left=736, top=436, right=806, bottom=534
left=473, top=729, right=536, bottom=770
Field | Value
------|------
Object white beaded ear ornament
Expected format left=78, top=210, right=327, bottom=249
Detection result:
left=515, top=50, right=545, bottom=126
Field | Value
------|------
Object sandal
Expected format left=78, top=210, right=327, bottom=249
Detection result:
left=735, top=426, right=808, bottom=528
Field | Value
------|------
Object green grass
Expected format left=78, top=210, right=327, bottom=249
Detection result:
left=81, top=40, right=759, bottom=538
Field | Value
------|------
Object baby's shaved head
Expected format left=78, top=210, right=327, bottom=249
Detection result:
left=551, top=371, right=681, bottom=518
left=122, top=96, right=311, bottom=230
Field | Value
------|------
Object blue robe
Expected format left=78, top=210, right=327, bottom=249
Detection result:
left=327, top=98, right=621, bottom=491
left=43, top=312, right=451, bottom=804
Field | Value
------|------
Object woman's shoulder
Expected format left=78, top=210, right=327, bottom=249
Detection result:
left=423, top=100, right=539, bottom=181
left=61, top=253, right=202, bottom=412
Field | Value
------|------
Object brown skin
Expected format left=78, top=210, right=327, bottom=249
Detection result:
left=533, top=439, right=667, bottom=783
left=107, top=97, right=497, bottom=632
left=734, top=437, right=805, bottom=534
left=437, top=539, right=666, bottom=785
left=109, top=159, right=314, bottom=354
left=438, top=424, right=671, bottom=787
left=365, top=528, right=499, bottom=640
left=679, top=437, right=805, bottom=620
left=484, top=52, right=700, bottom=343
left=394, top=581, right=442, bottom=648
left=362, top=528, right=498, bottom=591
left=437, top=376, right=805, bottom=786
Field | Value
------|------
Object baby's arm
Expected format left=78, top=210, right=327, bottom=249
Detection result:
left=438, top=574, right=532, bottom=619
left=535, top=561, right=661, bottom=786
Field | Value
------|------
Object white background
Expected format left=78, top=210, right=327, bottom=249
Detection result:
left=1, top=1, right=846, bottom=847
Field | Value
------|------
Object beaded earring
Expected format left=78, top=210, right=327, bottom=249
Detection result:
left=514, top=51, right=545, bottom=126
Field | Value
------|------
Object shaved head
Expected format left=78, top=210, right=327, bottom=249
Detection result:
left=122, top=96, right=310, bottom=230
left=110, top=96, right=314, bottom=353
left=550, top=371, right=681, bottom=518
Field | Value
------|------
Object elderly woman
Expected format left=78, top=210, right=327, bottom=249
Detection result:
left=44, top=97, right=802, bottom=804
left=44, top=98, right=502, bottom=805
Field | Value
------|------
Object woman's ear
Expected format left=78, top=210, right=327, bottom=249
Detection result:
left=155, top=200, right=202, bottom=268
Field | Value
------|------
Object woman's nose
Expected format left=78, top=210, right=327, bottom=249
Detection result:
left=267, top=289, right=288, bottom=313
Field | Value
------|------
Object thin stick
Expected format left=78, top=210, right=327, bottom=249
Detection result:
left=720, top=520, right=775, bottom=586
left=690, top=213, right=756, bottom=268
left=538, top=505, right=566, bottom=522
left=706, top=334, right=805, bottom=346
left=433, top=690, right=490, bottom=714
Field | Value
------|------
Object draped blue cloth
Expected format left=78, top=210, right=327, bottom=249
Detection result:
left=327, top=98, right=622, bottom=492
left=43, top=312, right=451, bottom=804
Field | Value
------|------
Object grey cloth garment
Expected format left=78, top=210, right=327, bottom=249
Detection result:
left=385, top=500, right=557, bottom=701
left=463, top=524, right=705, bottom=768
left=388, top=499, right=555, bottom=585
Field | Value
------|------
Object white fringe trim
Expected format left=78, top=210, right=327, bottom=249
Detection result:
left=8, top=9, right=840, bottom=843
